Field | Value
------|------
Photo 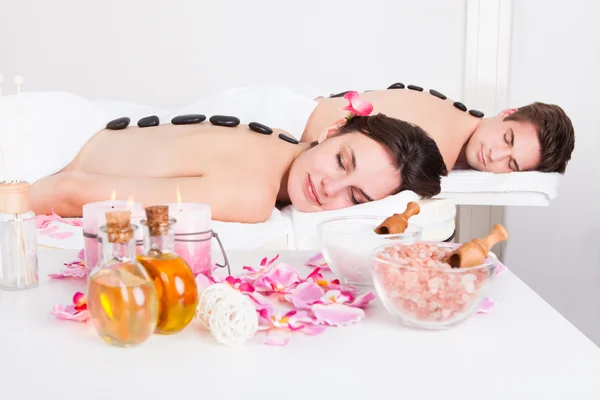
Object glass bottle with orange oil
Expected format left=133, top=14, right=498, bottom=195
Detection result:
left=137, top=205, right=199, bottom=335
left=86, top=210, right=159, bottom=347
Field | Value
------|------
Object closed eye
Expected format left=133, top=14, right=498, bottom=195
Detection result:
left=336, top=153, right=344, bottom=170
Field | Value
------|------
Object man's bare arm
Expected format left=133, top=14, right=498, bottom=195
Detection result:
left=30, top=171, right=276, bottom=223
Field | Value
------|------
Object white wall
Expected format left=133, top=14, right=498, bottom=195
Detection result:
left=505, top=0, right=600, bottom=345
left=0, top=0, right=467, bottom=107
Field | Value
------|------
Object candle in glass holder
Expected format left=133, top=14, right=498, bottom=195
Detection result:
left=83, top=199, right=143, bottom=274
left=166, top=202, right=212, bottom=277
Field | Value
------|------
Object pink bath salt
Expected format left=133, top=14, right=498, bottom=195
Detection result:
left=373, top=243, right=492, bottom=323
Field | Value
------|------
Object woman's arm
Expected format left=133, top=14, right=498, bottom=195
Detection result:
left=30, top=171, right=276, bottom=223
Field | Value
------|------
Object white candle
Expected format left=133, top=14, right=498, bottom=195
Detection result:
left=166, top=202, right=213, bottom=277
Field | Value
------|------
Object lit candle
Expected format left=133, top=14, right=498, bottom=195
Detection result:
left=166, top=187, right=212, bottom=277
left=82, top=191, right=143, bottom=274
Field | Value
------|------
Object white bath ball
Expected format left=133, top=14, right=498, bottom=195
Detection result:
left=196, top=283, right=237, bottom=329
left=208, top=290, right=258, bottom=347
left=13, top=75, right=24, bottom=86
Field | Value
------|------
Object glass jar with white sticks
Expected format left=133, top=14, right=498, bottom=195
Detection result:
left=0, top=180, right=38, bottom=290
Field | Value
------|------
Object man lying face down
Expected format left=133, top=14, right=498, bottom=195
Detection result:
left=301, top=87, right=575, bottom=175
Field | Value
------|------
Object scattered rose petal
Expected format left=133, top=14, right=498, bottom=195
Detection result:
left=48, top=259, right=87, bottom=279
left=48, top=232, right=75, bottom=240
left=496, top=262, right=507, bottom=276
left=305, top=253, right=331, bottom=270
left=477, top=297, right=497, bottom=314
left=289, top=282, right=324, bottom=309
left=347, top=292, right=376, bottom=308
left=50, top=304, right=90, bottom=322
left=312, top=303, right=365, bottom=326
left=262, top=336, right=290, bottom=346
left=39, top=225, right=60, bottom=235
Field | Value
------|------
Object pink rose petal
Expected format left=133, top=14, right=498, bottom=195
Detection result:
left=262, top=336, right=290, bottom=346
left=312, top=303, right=365, bottom=326
left=477, top=297, right=497, bottom=314
left=289, top=282, right=324, bottom=309
left=48, top=232, right=75, bottom=240
left=50, top=305, right=90, bottom=322
left=347, top=292, right=376, bottom=308
left=39, top=225, right=60, bottom=235
left=305, top=253, right=331, bottom=270
left=343, top=91, right=374, bottom=116
left=300, top=324, right=327, bottom=336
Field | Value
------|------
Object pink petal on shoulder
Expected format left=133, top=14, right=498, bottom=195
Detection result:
left=312, top=303, right=365, bottom=326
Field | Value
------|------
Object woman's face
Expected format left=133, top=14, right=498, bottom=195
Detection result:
left=287, top=132, right=401, bottom=212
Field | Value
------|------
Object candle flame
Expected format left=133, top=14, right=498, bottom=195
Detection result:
left=126, top=194, right=134, bottom=210
left=110, top=189, right=116, bottom=201
left=176, top=184, right=182, bottom=207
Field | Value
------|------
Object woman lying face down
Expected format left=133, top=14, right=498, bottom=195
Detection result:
left=29, top=113, right=447, bottom=224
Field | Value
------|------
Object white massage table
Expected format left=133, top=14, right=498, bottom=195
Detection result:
left=20, top=89, right=560, bottom=253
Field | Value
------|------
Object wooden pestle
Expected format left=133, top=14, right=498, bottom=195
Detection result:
left=374, top=201, right=420, bottom=235
left=446, top=224, right=509, bottom=268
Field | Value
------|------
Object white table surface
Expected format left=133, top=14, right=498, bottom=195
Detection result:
left=1, top=247, right=600, bottom=400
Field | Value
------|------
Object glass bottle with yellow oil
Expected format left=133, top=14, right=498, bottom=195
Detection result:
left=137, top=205, right=199, bottom=334
left=86, top=210, right=159, bottom=347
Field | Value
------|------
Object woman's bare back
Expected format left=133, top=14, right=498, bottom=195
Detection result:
left=31, top=122, right=307, bottom=222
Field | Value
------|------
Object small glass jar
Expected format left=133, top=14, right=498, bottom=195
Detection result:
left=86, top=211, right=159, bottom=347
left=137, top=206, right=199, bottom=335
left=0, top=180, right=38, bottom=291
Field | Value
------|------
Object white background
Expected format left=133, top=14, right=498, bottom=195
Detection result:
left=1, top=0, right=599, bottom=346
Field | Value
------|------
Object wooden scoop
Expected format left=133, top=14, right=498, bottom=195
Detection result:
left=374, top=201, right=420, bottom=235
left=446, top=224, right=509, bottom=268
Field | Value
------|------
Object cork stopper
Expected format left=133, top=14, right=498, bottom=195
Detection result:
left=0, top=181, right=30, bottom=214
left=374, top=201, right=420, bottom=235
left=104, top=210, right=133, bottom=243
left=145, top=205, right=170, bottom=236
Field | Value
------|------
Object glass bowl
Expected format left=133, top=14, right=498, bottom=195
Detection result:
left=370, top=242, right=497, bottom=329
left=317, top=216, right=422, bottom=288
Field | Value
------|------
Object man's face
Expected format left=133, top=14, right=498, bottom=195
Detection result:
left=465, top=109, right=542, bottom=173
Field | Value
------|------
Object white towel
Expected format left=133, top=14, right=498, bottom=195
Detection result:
left=439, top=170, right=561, bottom=199
left=0, top=92, right=111, bottom=184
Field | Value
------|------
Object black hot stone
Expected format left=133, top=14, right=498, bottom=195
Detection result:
left=387, top=82, right=405, bottom=89
left=429, top=89, right=447, bottom=100
left=209, top=115, right=241, bottom=127
left=249, top=122, right=273, bottom=135
left=278, top=133, right=299, bottom=144
left=106, top=117, right=130, bottom=130
left=171, top=114, right=206, bottom=125
left=469, top=109, right=485, bottom=118
left=330, top=91, right=351, bottom=98
left=407, top=85, right=423, bottom=92
left=453, top=102, right=467, bottom=112
left=137, top=115, right=160, bottom=128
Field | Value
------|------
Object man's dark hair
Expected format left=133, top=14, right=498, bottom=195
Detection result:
left=318, top=113, right=448, bottom=198
left=503, top=102, right=575, bottom=173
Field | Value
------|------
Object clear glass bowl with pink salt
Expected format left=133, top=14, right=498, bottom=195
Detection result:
left=371, top=242, right=498, bottom=329
left=318, top=216, right=422, bottom=288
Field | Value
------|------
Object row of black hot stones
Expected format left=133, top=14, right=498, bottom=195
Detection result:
left=329, top=83, right=485, bottom=118
left=104, top=114, right=299, bottom=144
